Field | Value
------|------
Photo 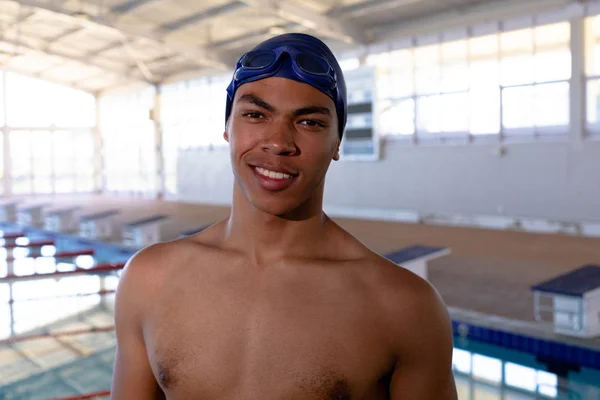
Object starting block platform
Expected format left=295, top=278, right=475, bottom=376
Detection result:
left=385, top=244, right=451, bottom=280
left=532, top=265, right=600, bottom=338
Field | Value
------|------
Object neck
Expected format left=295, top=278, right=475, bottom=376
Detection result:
left=223, top=184, right=330, bottom=263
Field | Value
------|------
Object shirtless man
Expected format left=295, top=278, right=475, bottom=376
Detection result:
left=111, top=33, right=458, bottom=399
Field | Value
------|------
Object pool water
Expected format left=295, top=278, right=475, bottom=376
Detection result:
left=453, top=336, right=600, bottom=399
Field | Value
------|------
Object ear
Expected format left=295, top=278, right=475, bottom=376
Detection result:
left=333, top=144, right=340, bottom=161
left=223, top=129, right=229, bottom=143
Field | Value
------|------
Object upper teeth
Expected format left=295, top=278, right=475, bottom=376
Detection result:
left=256, top=167, right=291, bottom=179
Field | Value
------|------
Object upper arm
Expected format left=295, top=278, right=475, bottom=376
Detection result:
left=387, top=275, right=457, bottom=400
left=111, top=249, right=164, bottom=399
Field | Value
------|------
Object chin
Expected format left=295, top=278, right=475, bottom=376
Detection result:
left=252, top=196, right=308, bottom=218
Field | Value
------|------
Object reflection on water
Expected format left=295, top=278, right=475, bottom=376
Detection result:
left=40, top=245, right=56, bottom=257
left=75, top=254, right=95, bottom=269
left=453, top=346, right=600, bottom=399
left=0, top=254, right=120, bottom=339
left=11, top=247, right=29, bottom=259
left=14, top=237, right=29, bottom=246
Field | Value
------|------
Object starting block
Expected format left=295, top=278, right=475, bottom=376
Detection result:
left=532, top=265, right=600, bottom=338
left=385, top=245, right=451, bottom=280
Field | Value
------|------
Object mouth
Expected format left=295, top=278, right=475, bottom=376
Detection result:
left=250, top=165, right=298, bottom=191
left=254, top=166, right=295, bottom=179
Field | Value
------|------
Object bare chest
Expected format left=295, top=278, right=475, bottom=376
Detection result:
left=143, top=270, right=391, bottom=399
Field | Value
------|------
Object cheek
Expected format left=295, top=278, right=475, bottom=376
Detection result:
left=302, top=138, right=338, bottom=166
left=228, top=123, right=256, bottom=152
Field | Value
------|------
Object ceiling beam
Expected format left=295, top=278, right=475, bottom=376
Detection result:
left=329, top=0, right=424, bottom=20
left=85, top=41, right=123, bottom=58
left=43, top=27, right=86, bottom=50
left=239, top=0, right=368, bottom=44
left=0, top=10, right=37, bottom=33
left=211, top=22, right=300, bottom=51
left=110, top=0, right=164, bottom=15
left=12, top=0, right=229, bottom=69
left=0, top=37, right=146, bottom=82
left=158, top=1, right=247, bottom=33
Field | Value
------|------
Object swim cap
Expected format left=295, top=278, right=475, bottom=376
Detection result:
left=225, top=33, right=347, bottom=139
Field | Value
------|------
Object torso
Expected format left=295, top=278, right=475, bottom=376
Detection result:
left=140, top=226, right=405, bottom=400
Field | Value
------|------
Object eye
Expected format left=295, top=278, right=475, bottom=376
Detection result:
left=242, top=111, right=265, bottom=119
left=299, top=119, right=326, bottom=128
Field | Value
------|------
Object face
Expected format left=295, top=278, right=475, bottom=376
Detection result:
left=224, top=77, right=340, bottom=217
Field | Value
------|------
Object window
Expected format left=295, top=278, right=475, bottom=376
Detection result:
left=159, top=73, right=232, bottom=196
left=74, top=131, right=95, bottom=192
left=8, top=129, right=94, bottom=195
left=10, top=131, right=33, bottom=195
left=31, top=131, right=53, bottom=194
left=584, top=14, right=600, bottom=133
left=0, top=132, right=3, bottom=196
left=5, top=73, right=95, bottom=128
left=100, top=86, right=157, bottom=195
left=54, top=130, right=76, bottom=193
left=368, top=21, right=571, bottom=140
left=53, top=130, right=94, bottom=193
left=0, top=72, right=97, bottom=195
left=339, top=57, right=360, bottom=72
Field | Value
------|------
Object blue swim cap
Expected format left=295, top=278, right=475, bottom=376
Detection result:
left=225, top=33, right=347, bottom=139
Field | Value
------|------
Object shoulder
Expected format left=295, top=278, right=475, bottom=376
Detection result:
left=361, top=254, right=453, bottom=353
left=120, top=239, right=194, bottom=283
left=115, top=235, right=218, bottom=310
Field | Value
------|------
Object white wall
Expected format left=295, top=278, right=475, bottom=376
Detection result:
left=175, top=137, right=600, bottom=235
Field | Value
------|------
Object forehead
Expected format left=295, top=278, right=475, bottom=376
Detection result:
left=234, top=77, right=335, bottom=111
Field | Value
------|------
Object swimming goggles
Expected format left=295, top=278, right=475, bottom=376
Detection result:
left=232, top=46, right=338, bottom=93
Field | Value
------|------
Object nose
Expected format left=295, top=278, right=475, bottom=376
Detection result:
left=261, top=123, right=298, bottom=156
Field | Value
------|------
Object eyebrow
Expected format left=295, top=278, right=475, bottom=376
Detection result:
left=237, top=93, right=332, bottom=118
left=237, top=94, right=275, bottom=113
left=292, top=106, right=331, bottom=118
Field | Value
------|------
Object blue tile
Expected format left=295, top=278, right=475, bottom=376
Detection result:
left=594, top=351, right=600, bottom=369
left=532, top=339, right=539, bottom=354
left=531, top=338, right=539, bottom=354
left=592, top=351, right=600, bottom=369
left=532, top=338, right=540, bottom=354
left=517, top=336, right=526, bottom=352
left=575, top=348, right=583, bottom=365
left=536, top=340, right=547, bottom=356
left=482, top=328, right=491, bottom=342
left=498, top=332, right=506, bottom=344
left=558, top=344, right=567, bottom=360
left=500, top=332, right=509, bottom=346
left=552, top=342, right=561, bottom=359
left=510, top=334, right=519, bottom=348
left=543, top=340, right=552, bottom=357
left=565, top=346, right=575, bottom=364
left=581, top=350, right=591, bottom=366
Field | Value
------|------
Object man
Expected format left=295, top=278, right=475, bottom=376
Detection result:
left=111, top=33, right=457, bottom=399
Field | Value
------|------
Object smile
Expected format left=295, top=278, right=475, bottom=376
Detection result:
left=255, top=166, right=293, bottom=179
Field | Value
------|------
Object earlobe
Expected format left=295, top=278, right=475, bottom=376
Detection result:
left=332, top=142, right=340, bottom=161
left=223, top=130, right=229, bottom=142
left=333, top=149, right=340, bottom=161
